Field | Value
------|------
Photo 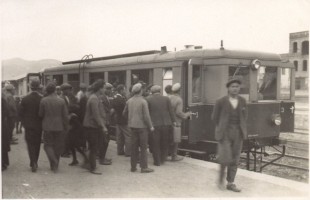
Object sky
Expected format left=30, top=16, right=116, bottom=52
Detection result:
left=1, top=0, right=309, bottom=62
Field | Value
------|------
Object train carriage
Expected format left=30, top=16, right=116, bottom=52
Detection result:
left=43, top=45, right=295, bottom=171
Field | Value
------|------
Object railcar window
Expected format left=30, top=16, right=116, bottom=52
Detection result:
left=131, top=69, right=152, bottom=86
left=45, top=75, right=52, bottom=85
left=89, top=72, right=105, bottom=85
left=108, top=71, right=126, bottom=87
left=257, top=67, right=277, bottom=100
left=53, top=75, right=63, bottom=86
left=280, top=68, right=291, bottom=100
left=163, top=68, right=173, bottom=96
left=68, top=74, right=79, bottom=94
left=228, top=66, right=249, bottom=95
left=192, top=65, right=202, bottom=103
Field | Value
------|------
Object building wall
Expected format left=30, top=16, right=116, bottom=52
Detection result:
left=281, top=31, right=309, bottom=90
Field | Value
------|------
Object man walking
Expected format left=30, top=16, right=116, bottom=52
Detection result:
left=123, top=83, right=154, bottom=173
left=20, top=79, right=43, bottom=172
left=212, top=79, right=247, bottom=192
left=39, top=82, right=69, bottom=173
left=169, top=83, right=191, bottom=161
left=83, top=79, right=107, bottom=175
left=4, top=84, right=18, bottom=145
left=146, top=85, right=175, bottom=166
left=112, top=84, right=131, bottom=156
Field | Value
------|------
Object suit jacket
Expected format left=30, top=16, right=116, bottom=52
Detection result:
left=212, top=95, right=247, bottom=141
left=146, top=94, right=175, bottom=127
left=111, top=93, right=127, bottom=125
left=169, top=94, right=188, bottom=125
left=39, top=93, right=69, bottom=132
left=100, top=94, right=112, bottom=125
left=83, top=93, right=106, bottom=129
left=20, top=91, right=43, bottom=130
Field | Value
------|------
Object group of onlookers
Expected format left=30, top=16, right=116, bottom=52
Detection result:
left=1, top=78, right=191, bottom=175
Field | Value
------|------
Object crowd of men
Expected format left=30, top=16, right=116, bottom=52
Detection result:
left=2, top=77, right=245, bottom=192
left=1, top=79, right=191, bottom=175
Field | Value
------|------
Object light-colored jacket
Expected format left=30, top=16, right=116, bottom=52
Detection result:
left=39, top=93, right=68, bottom=132
left=123, top=95, right=153, bottom=129
left=83, top=93, right=106, bottom=129
left=169, top=94, right=188, bottom=126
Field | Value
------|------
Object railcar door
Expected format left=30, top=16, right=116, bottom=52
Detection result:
left=187, top=59, right=208, bottom=143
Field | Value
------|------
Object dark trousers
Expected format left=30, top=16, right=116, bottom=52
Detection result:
left=85, top=127, right=100, bottom=171
left=2, top=151, right=9, bottom=168
left=217, top=125, right=243, bottom=183
left=98, top=126, right=110, bottom=162
left=131, top=128, right=149, bottom=169
left=43, top=131, right=65, bottom=170
left=116, top=124, right=131, bottom=156
left=25, top=128, right=42, bottom=167
left=8, top=117, right=15, bottom=140
left=152, top=126, right=169, bottom=165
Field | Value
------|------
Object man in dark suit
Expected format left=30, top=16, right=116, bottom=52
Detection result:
left=212, top=79, right=247, bottom=192
left=20, top=79, right=43, bottom=172
left=39, top=82, right=69, bottom=173
left=146, top=85, right=176, bottom=166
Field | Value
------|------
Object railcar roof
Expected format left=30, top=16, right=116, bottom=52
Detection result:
left=44, top=48, right=283, bottom=73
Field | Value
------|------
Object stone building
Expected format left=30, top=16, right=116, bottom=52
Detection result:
left=281, top=31, right=309, bottom=90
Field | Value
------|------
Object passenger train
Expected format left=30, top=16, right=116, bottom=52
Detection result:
left=40, top=44, right=295, bottom=172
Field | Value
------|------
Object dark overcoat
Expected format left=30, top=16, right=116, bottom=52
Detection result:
left=211, top=95, right=247, bottom=141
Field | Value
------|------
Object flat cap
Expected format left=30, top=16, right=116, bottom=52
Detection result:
left=172, top=83, right=181, bottom=92
left=104, top=82, right=113, bottom=89
left=30, top=79, right=40, bottom=89
left=5, top=84, right=15, bottom=91
left=60, top=83, right=72, bottom=90
left=150, top=85, right=161, bottom=93
left=132, top=83, right=142, bottom=93
left=79, top=83, right=87, bottom=89
left=226, top=78, right=241, bottom=88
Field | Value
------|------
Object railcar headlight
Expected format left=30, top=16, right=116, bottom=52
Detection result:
left=271, top=114, right=281, bottom=126
left=251, top=59, right=261, bottom=70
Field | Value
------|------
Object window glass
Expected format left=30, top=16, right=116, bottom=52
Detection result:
left=68, top=73, right=80, bottom=94
left=89, top=72, right=105, bottom=85
left=192, top=65, right=202, bottom=103
left=45, top=75, right=53, bottom=85
left=53, top=75, right=63, bottom=86
left=228, top=66, right=249, bottom=95
left=303, top=60, right=308, bottom=71
left=258, top=67, right=277, bottom=100
left=293, top=42, right=298, bottom=53
left=163, top=68, right=173, bottom=96
left=280, top=68, right=291, bottom=100
left=294, top=61, right=298, bottom=71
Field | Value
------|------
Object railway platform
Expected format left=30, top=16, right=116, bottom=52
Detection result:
left=2, top=132, right=309, bottom=198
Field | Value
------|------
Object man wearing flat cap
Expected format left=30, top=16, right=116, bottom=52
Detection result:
left=39, top=82, right=69, bottom=173
left=212, top=78, right=247, bottom=192
left=20, top=79, right=43, bottom=172
left=169, top=83, right=191, bottom=161
left=146, top=85, right=176, bottom=166
left=4, top=84, right=19, bottom=145
left=97, top=82, right=113, bottom=165
left=123, top=83, right=154, bottom=173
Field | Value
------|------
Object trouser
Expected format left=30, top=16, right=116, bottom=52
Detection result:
left=85, top=127, right=100, bottom=171
left=43, top=131, right=65, bottom=170
left=116, top=124, right=131, bottom=156
left=98, top=126, right=110, bottom=162
left=7, top=117, right=15, bottom=140
left=25, top=128, right=42, bottom=167
left=130, top=128, right=149, bottom=169
left=152, top=125, right=169, bottom=165
left=217, top=125, right=243, bottom=183
left=2, top=151, right=9, bottom=168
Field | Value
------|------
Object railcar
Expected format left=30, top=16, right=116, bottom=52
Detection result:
left=42, top=45, right=295, bottom=171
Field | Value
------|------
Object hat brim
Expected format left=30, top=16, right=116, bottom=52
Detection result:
left=226, top=79, right=241, bottom=88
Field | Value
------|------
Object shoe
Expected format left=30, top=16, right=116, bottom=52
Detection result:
left=99, top=160, right=112, bottom=165
left=31, top=166, right=37, bottom=172
left=69, top=160, right=79, bottom=166
left=2, top=165, right=7, bottom=171
left=10, top=141, right=18, bottom=145
left=118, top=152, right=125, bottom=156
left=153, top=162, right=160, bottom=166
left=226, top=184, right=241, bottom=192
left=104, top=158, right=112, bottom=162
left=125, top=155, right=131, bottom=157
left=61, top=153, right=70, bottom=158
left=90, top=169, right=102, bottom=175
left=141, top=168, right=154, bottom=173
left=171, top=156, right=183, bottom=161
left=131, top=168, right=137, bottom=172
left=12, top=137, right=18, bottom=141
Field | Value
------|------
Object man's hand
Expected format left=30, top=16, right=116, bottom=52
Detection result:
left=173, top=122, right=177, bottom=127
left=150, top=126, right=155, bottom=132
left=102, top=126, right=108, bottom=134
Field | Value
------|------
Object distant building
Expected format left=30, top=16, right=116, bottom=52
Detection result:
left=281, top=31, right=309, bottom=90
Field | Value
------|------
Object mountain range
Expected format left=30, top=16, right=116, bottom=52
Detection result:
left=1, top=58, right=62, bottom=80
